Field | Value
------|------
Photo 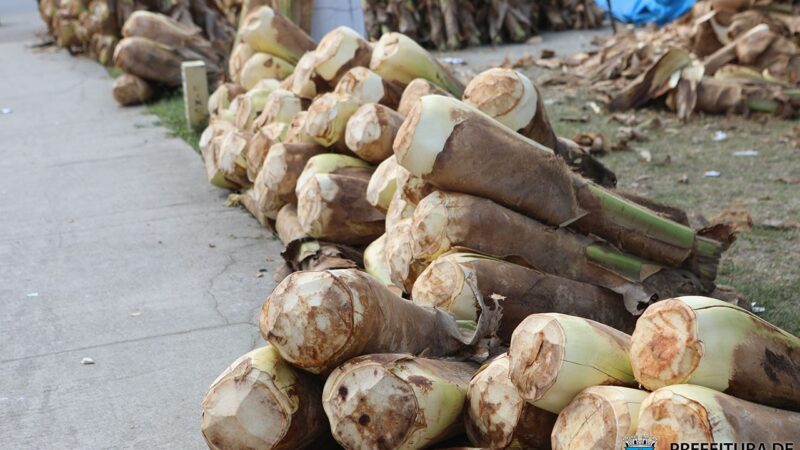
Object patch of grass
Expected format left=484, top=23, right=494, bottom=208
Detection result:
left=106, top=66, right=124, bottom=79
left=522, top=66, right=800, bottom=333
left=145, top=91, right=203, bottom=153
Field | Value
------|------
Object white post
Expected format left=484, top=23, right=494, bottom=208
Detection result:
left=181, top=61, right=209, bottom=129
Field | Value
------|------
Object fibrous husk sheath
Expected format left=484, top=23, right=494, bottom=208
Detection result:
left=397, top=78, right=453, bottom=117
left=554, top=137, right=618, bottom=188
left=274, top=204, right=362, bottom=275
left=508, top=313, right=635, bottom=413
left=305, top=93, right=364, bottom=150
left=410, top=191, right=676, bottom=314
left=239, top=6, right=315, bottom=65
left=346, top=103, right=405, bottom=164
left=283, top=111, right=316, bottom=145
left=208, top=83, right=245, bottom=119
left=462, top=68, right=617, bottom=187
left=253, top=88, right=305, bottom=130
left=260, top=269, right=500, bottom=374
left=200, top=120, right=239, bottom=189
left=394, top=95, right=721, bottom=277
left=323, top=353, right=477, bottom=450
left=200, top=345, right=330, bottom=450
left=465, top=354, right=557, bottom=450
left=630, top=296, right=800, bottom=411
left=551, top=386, right=649, bottom=450
left=295, top=154, right=384, bottom=245
left=229, top=41, right=255, bottom=85
left=217, top=129, right=253, bottom=188
left=637, top=384, right=800, bottom=448
left=412, top=252, right=637, bottom=340
left=313, top=26, right=373, bottom=85
left=334, top=67, right=403, bottom=110
left=366, top=155, right=400, bottom=213
left=111, top=73, right=153, bottom=106
left=370, top=33, right=466, bottom=97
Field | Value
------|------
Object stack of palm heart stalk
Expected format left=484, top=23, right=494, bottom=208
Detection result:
left=194, top=13, right=767, bottom=450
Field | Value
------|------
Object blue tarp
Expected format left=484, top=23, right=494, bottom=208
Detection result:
left=595, top=0, right=697, bottom=26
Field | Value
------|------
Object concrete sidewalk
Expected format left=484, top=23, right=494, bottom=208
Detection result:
left=0, top=8, right=280, bottom=449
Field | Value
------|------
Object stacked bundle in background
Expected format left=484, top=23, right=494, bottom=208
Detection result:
left=560, top=0, right=800, bottom=119
left=362, top=0, right=607, bottom=50
left=37, top=0, right=236, bottom=105
left=191, top=8, right=798, bottom=450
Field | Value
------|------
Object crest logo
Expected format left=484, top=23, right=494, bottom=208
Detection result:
left=625, top=435, right=657, bottom=450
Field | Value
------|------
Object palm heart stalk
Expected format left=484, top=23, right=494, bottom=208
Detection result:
left=370, top=32, right=465, bottom=97
left=393, top=95, right=723, bottom=278
left=637, top=384, right=800, bottom=447
left=551, top=386, right=649, bottom=450
left=200, top=345, right=330, bottom=450
left=630, top=296, right=800, bottom=411
left=323, top=354, right=477, bottom=450
left=412, top=252, right=637, bottom=340
left=465, top=354, right=557, bottom=449
left=260, top=269, right=499, bottom=374
left=508, top=313, right=635, bottom=413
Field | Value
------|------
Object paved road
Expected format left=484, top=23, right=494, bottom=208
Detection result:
left=0, top=7, right=281, bottom=449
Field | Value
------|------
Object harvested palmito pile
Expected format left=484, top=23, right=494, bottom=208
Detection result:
left=182, top=20, right=796, bottom=449
left=551, top=0, right=800, bottom=119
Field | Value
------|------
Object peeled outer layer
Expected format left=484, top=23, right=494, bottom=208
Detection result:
left=386, top=218, right=429, bottom=294
left=218, top=129, right=253, bottom=188
left=385, top=188, right=416, bottom=231
left=261, top=269, right=499, bottom=374
left=200, top=120, right=240, bottom=189
left=289, top=51, right=327, bottom=100
left=313, top=26, right=373, bottom=84
left=200, top=345, right=329, bottom=450
left=394, top=95, right=715, bottom=274
left=323, top=353, right=477, bottom=450
left=275, top=203, right=307, bottom=246
left=412, top=253, right=637, bottom=341
left=346, top=103, right=405, bottom=164
left=113, top=36, right=184, bottom=86
left=246, top=122, right=287, bottom=183
left=111, top=73, right=153, bottom=106
left=363, top=234, right=395, bottom=289
left=370, top=33, right=465, bottom=97
left=239, top=6, right=315, bottom=65
left=295, top=153, right=373, bottom=198
left=554, top=137, right=618, bottom=188
left=637, top=384, right=800, bottom=447
left=240, top=52, right=294, bottom=90
left=366, top=155, right=399, bottom=213
left=410, top=191, right=659, bottom=314
left=397, top=78, right=453, bottom=117
left=508, top=313, right=635, bottom=413
left=208, top=83, right=245, bottom=118
left=305, top=93, right=364, bottom=149
left=296, top=170, right=385, bottom=245
left=235, top=82, right=280, bottom=132
left=253, top=88, right=304, bottom=129
left=284, top=111, right=316, bottom=144
left=262, top=142, right=326, bottom=206
left=229, top=41, right=255, bottom=85
left=466, top=354, right=556, bottom=449
left=630, top=296, right=800, bottom=411
left=334, top=67, right=403, bottom=109
left=551, top=386, right=648, bottom=450
left=463, top=68, right=558, bottom=149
